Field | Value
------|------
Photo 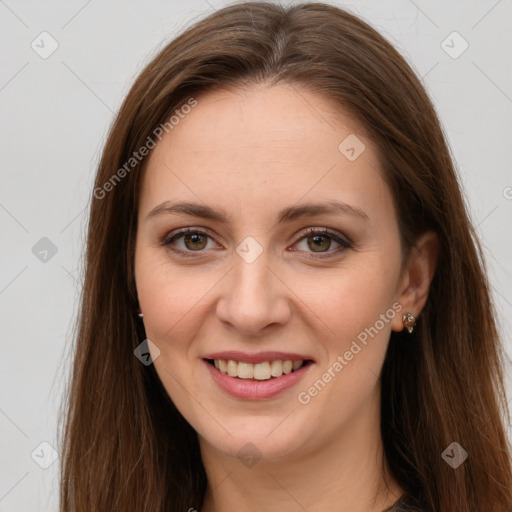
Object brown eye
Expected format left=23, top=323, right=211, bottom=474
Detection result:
left=293, top=228, right=352, bottom=258
left=307, top=234, right=333, bottom=252
left=161, top=227, right=352, bottom=259
left=161, top=228, right=217, bottom=256
left=182, top=232, right=208, bottom=251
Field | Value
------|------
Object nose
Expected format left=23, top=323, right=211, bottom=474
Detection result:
left=215, top=255, right=292, bottom=336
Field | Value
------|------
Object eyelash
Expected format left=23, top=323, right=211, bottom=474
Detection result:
left=159, top=227, right=353, bottom=259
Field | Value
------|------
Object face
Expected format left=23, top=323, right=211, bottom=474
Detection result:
left=134, top=84, right=406, bottom=461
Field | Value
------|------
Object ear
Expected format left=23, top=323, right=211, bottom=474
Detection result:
left=391, top=231, right=440, bottom=332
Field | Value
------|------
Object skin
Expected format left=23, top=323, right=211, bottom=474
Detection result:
left=134, top=83, right=439, bottom=512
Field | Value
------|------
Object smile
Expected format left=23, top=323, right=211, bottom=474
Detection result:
left=203, top=357, right=315, bottom=400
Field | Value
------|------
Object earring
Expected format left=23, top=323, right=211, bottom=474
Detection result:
left=138, top=312, right=144, bottom=318
left=402, top=312, right=416, bottom=334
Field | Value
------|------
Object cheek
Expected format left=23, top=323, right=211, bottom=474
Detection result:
left=136, top=262, right=204, bottom=342
left=293, top=258, right=399, bottom=402
left=134, top=250, right=212, bottom=409
left=134, top=246, right=227, bottom=367
left=293, top=271, right=396, bottom=437
left=295, top=259, right=398, bottom=343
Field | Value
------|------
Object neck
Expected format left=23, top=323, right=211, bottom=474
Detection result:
left=198, top=388, right=403, bottom=512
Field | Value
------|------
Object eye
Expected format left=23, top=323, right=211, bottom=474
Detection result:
left=160, top=227, right=352, bottom=259
left=160, top=227, right=218, bottom=257
left=291, top=227, right=352, bottom=259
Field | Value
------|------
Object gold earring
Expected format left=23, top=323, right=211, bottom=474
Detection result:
left=402, top=312, right=416, bottom=334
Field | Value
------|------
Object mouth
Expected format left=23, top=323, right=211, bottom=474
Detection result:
left=203, top=356, right=315, bottom=400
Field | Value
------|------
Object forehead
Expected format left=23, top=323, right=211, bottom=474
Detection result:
left=156, top=84, right=373, bottom=160
left=139, top=84, right=392, bottom=223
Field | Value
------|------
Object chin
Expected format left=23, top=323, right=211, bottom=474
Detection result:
left=195, top=412, right=315, bottom=463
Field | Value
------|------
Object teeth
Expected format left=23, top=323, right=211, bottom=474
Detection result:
left=227, top=360, right=238, bottom=377
left=253, top=362, right=271, bottom=380
left=213, top=359, right=305, bottom=380
left=237, top=362, right=254, bottom=379
left=270, top=360, right=282, bottom=377
left=282, top=360, right=293, bottom=374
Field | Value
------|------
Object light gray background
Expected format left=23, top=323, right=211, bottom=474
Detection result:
left=1, top=0, right=511, bottom=510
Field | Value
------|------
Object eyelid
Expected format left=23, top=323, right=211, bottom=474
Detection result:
left=294, top=226, right=352, bottom=246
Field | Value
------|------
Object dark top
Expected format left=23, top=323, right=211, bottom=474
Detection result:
left=382, top=494, right=425, bottom=512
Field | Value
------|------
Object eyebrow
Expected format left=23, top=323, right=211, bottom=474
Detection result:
left=145, top=200, right=369, bottom=224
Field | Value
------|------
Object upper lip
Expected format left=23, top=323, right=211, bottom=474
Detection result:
left=203, top=351, right=315, bottom=364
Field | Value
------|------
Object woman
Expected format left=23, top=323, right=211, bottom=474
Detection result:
left=58, top=2, right=512, bottom=511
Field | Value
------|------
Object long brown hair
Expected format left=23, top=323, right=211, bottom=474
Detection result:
left=58, top=2, right=512, bottom=511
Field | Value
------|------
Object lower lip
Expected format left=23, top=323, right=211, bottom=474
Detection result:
left=204, top=360, right=314, bottom=400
